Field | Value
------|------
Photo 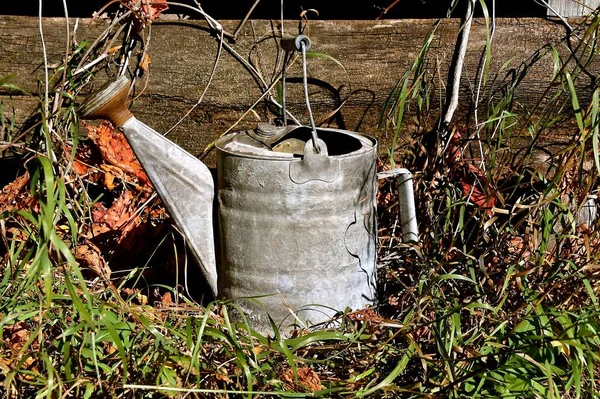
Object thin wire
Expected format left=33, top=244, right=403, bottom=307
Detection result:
left=281, top=0, right=287, bottom=125
left=301, top=41, right=320, bottom=153
left=282, top=52, right=288, bottom=125
left=165, top=1, right=299, bottom=125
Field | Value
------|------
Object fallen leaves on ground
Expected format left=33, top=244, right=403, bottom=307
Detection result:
left=444, top=129, right=497, bottom=215
left=281, top=367, right=323, bottom=392
left=92, top=189, right=137, bottom=235
left=76, top=242, right=111, bottom=280
left=0, top=172, right=32, bottom=214
left=3, top=322, right=38, bottom=369
left=85, top=120, right=149, bottom=187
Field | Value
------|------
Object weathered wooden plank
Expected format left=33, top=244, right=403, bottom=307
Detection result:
left=547, top=0, right=599, bottom=17
left=0, top=16, right=596, bottom=164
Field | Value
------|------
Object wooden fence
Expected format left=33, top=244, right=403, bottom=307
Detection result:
left=0, top=15, right=598, bottom=162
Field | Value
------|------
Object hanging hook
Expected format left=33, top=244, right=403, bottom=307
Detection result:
left=280, top=34, right=311, bottom=52
left=300, top=39, right=321, bottom=154
left=279, top=34, right=320, bottom=153
left=279, top=35, right=311, bottom=128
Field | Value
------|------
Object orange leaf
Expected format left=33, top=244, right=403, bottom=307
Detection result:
left=141, top=0, right=168, bottom=20
left=87, top=121, right=150, bottom=186
left=0, top=172, right=33, bottom=213
left=139, top=53, right=151, bottom=72
left=281, top=367, right=323, bottom=392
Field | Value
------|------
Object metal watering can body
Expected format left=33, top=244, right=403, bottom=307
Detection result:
left=78, top=76, right=378, bottom=333
left=216, top=125, right=378, bottom=332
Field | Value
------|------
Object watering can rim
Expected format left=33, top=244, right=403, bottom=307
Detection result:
left=215, top=125, right=377, bottom=162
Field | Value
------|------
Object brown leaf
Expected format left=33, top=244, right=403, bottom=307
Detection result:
left=457, top=163, right=497, bottom=215
left=348, top=307, right=384, bottom=324
left=5, top=322, right=29, bottom=350
left=92, top=189, right=136, bottom=231
left=86, top=121, right=150, bottom=186
left=0, top=172, right=32, bottom=213
left=216, top=368, right=231, bottom=382
left=139, top=53, right=151, bottom=72
left=104, top=171, right=117, bottom=191
left=4, top=322, right=37, bottom=369
left=141, top=0, right=169, bottom=20
left=76, top=242, right=111, bottom=280
left=161, top=291, right=173, bottom=306
left=281, top=367, right=323, bottom=392
left=72, top=159, right=90, bottom=176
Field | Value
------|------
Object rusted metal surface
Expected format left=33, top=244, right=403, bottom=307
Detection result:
left=216, top=126, right=378, bottom=333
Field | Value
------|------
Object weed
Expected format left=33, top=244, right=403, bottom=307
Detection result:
left=1, top=1, right=600, bottom=398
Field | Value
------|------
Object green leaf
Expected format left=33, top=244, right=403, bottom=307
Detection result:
left=353, top=343, right=415, bottom=397
left=435, top=273, right=476, bottom=284
left=306, top=51, right=348, bottom=77
left=564, top=71, right=585, bottom=134
left=591, top=89, right=600, bottom=174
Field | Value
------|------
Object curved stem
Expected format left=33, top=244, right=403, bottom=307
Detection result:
left=443, top=0, right=476, bottom=126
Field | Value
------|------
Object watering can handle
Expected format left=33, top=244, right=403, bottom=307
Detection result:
left=78, top=76, right=134, bottom=127
left=280, top=34, right=323, bottom=155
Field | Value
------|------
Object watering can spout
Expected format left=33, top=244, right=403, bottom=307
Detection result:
left=78, top=76, right=219, bottom=297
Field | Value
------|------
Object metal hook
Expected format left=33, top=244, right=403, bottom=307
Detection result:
left=299, top=39, right=321, bottom=154
left=279, top=34, right=320, bottom=153
left=280, top=35, right=311, bottom=126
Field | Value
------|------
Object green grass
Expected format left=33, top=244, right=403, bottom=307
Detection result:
left=1, top=1, right=600, bottom=398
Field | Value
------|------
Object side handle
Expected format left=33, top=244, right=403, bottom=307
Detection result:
left=378, top=168, right=419, bottom=243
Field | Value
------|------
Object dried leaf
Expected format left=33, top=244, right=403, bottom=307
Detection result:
left=0, top=172, right=32, bottom=213
left=4, top=322, right=37, bottom=368
left=281, top=367, right=323, bottom=392
left=141, top=0, right=168, bottom=20
left=161, top=291, right=173, bottom=306
left=76, top=242, right=111, bottom=280
left=86, top=121, right=150, bottom=186
left=137, top=292, right=148, bottom=306
left=348, top=307, right=384, bottom=324
left=104, top=171, right=117, bottom=191
left=139, top=53, right=151, bottom=72
left=92, top=190, right=136, bottom=233
left=72, top=160, right=90, bottom=176
left=107, top=45, right=122, bottom=55
left=216, top=368, right=231, bottom=382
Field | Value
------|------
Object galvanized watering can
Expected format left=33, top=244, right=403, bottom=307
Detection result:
left=78, top=38, right=417, bottom=333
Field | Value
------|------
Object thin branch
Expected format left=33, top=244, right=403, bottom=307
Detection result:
left=232, top=0, right=261, bottom=41
left=473, top=0, right=495, bottom=170
left=443, top=0, right=476, bottom=126
left=376, top=0, right=403, bottom=20
left=39, top=0, right=49, bottom=120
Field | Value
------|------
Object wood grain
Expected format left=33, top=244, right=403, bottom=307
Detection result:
left=0, top=16, right=595, bottom=164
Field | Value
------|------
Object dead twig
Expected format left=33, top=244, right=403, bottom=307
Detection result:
left=232, top=0, right=261, bottom=41
left=376, top=0, right=403, bottom=20
left=443, top=0, right=476, bottom=127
